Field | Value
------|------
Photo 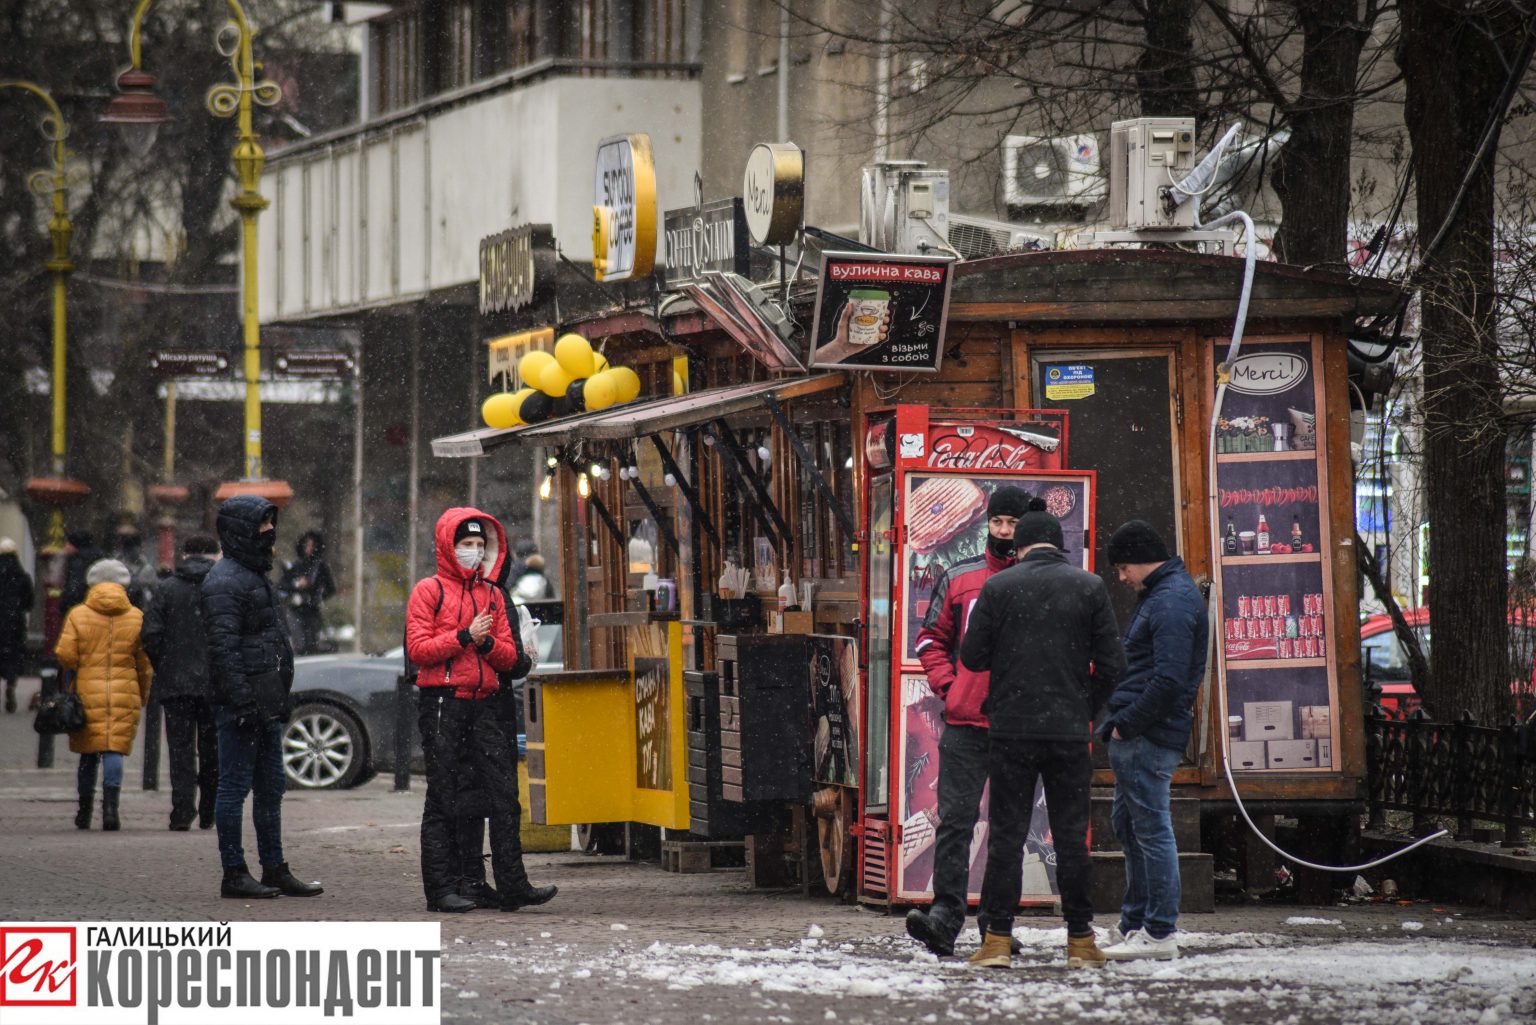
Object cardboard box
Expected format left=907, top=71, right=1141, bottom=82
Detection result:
left=769, top=610, right=813, bottom=634
left=1229, top=741, right=1268, bottom=771
left=1267, top=739, right=1317, bottom=768
left=1299, top=705, right=1331, bottom=740
left=1243, top=701, right=1294, bottom=742
left=1316, top=738, right=1332, bottom=768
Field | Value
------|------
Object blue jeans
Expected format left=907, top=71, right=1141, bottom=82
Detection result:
left=78, top=752, right=124, bottom=789
left=214, top=707, right=286, bottom=871
left=1108, top=734, right=1183, bottom=939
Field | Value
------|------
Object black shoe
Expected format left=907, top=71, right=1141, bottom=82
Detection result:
left=261, top=863, right=324, bottom=897
left=905, top=909, right=957, bottom=957
left=222, top=866, right=280, bottom=899
left=459, top=881, right=500, bottom=909
left=498, top=884, right=558, bottom=911
left=977, top=916, right=1024, bottom=956
left=169, top=819, right=192, bottom=832
left=198, top=788, right=216, bottom=829
left=427, top=893, right=477, bottom=914
left=101, top=786, right=121, bottom=831
left=75, top=792, right=94, bottom=830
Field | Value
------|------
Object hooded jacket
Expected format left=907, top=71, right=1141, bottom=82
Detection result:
left=406, top=507, right=529, bottom=697
left=1101, top=556, right=1208, bottom=753
left=279, top=530, right=336, bottom=610
left=141, top=556, right=215, bottom=701
left=202, top=495, right=294, bottom=709
left=0, top=551, right=33, bottom=673
left=55, top=582, right=153, bottom=755
left=914, top=547, right=1015, bottom=727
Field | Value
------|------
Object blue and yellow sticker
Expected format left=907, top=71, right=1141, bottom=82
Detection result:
left=1044, top=364, right=1095, bottom=401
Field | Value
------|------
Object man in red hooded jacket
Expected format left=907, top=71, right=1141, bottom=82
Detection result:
left=903, top=485, right=1029, bottom=956
left=406, top=507, right=555, bottom=914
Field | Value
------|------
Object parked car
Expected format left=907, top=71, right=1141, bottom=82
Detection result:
left=282, top=601, right=562, bottom=789
left=1359, top=608, right=1536, bottom=719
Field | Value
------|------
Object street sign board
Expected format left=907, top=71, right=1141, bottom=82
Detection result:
left=593, top=133, right=658, bottom=282
left=148, top=350, right=230, bottom=377
left=662, top=198, right=750, bottom=289
left=275, top=350, right=356, bottom=378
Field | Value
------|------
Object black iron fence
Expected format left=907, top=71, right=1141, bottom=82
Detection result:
left=1365, top=704, right=1536, bottom=847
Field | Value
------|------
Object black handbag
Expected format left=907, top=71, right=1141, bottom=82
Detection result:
left=34, top=671, right=86, bottom=735
left=247, top=669, right=289, bottom=721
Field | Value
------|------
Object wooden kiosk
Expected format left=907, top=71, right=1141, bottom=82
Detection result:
left=432, top=247, right=1398, bottom=900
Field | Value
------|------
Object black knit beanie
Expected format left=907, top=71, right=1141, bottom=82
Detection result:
left=454, top=519, right=486, bottom=545
left=1107, top=519, right=1170, bottom=565
left=1012, top=498, right=1064, bottom=550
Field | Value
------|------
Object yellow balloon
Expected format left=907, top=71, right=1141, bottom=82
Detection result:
left=508, top=387, right=536, bottom=424
left=539, top=361, right=575, bottom=397
left=555, top=333, right=595, bottom=378
left=592, top=351, right=610, bottom=374
left=482, top=391, right=521, bottom=429
left=611, top=365, right=642, bottom=404
left=583, top=372, right=618, bottom=411
left=518, top=350, right=555, bottom=389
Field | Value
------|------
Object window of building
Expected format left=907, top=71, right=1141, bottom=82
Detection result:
left=371, top=9, right=422, bottom=114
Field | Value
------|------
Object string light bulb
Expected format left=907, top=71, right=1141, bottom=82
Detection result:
left=546, top=456, right=559, bottom=468
left=538, top=474, right=553, bottom=501
left=663, top=472, right=677, bottom=488
left=757, top=444, right=772, bottom=464
left=577, top=473, right=591, bottom=499
left=590, top=463, right=603, bottom=477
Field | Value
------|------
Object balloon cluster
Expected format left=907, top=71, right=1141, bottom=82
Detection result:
left=481, top=333, right=642, bottom=429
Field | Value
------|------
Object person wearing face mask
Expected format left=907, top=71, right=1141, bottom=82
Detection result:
left=406, top=508, right=551, bottom=914
left=203, top=494, right=322, bottom=900
left=903, top=485, right=1030, bottom=958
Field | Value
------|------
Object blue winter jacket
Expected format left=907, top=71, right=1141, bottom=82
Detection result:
left=1101, top=556, right=1208, bottom=753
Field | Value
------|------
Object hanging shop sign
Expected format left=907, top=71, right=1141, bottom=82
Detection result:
left=487, top=327, right=556, bottom=386
left=743, top=142, right=804, bottom=246
left=808, top=252, right=954, bottom=372
left=593, top=133, right=658, bottom=282
left=479, top=223, right=554, bottom=314
left=662, top=197, right=749, bottom=288
left=147, top=349, right=229, bottom=377
left=274, top=350, right=356, bottom=378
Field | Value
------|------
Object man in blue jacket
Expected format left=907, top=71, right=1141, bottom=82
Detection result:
left=1098, top=520, right=1208, bottom=961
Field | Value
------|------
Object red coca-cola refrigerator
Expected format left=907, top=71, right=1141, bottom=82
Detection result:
left=857, top=405, right=1096, bottom=908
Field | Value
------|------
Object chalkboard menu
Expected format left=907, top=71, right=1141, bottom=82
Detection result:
left=1212, top=338, right=1339, bottom=773
left=634, top=657, right=672, bottom=790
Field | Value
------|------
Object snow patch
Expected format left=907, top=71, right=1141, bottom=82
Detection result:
left=1285, top=917, right=1342, bottom=926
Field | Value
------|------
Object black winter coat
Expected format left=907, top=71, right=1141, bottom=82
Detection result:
left=959, top=546, right=1127, bottom=741
left=62, top=544, right=105, bottom=613
left=202, top=495, right=294, bottom=709
left=141, top=556, right=214, bottom=701
left=279, top=531, right=336, bottom=610
left=0, top=552, right=33, bottom=676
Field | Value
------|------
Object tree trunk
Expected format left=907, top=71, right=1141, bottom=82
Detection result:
left=1399, top=0, right=1521, bottom=724
left=1135, top=0, right=1200, bottom=117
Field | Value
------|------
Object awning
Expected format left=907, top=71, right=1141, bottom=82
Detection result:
left=430, top=373, right=845, bottom=458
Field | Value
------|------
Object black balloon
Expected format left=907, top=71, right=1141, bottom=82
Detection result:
left=521, top=391, right=553, bottom=423
left=565, top=378, right=588, bottom=413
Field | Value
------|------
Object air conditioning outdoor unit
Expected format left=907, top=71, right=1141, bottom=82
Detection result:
left=1002, top=134, right=1105, bottom=208
left=947, top=213, right=1051, bottom=259
left=860, top=161, right=952, bottom=255
left=1108, top=117, right=1198, bottom=229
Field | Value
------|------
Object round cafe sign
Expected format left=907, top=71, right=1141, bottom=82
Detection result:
left=593, top=133, right=658, bottom=282
left=743, top=142, right=804, bottom=246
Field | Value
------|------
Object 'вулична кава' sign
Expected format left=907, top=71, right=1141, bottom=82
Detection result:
left=808, top=252, right=954, bottom=372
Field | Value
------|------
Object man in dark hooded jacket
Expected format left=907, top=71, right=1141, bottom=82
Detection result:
left=203, top=495, right=322, bottom=900
left=278, top=530, right=336, bottom=655
left=61, top=531, right=105, bottom=615
left=142, top=534, right=220, bottom=831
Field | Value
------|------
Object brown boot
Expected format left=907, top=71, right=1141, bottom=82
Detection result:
left=967, top=930, right=1013, bottom=969
left=1066, top=932, right=1106, bottom=969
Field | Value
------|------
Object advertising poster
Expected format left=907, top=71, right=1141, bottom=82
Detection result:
left=634, top=657, right=671, bottom=790
left=808, top=252, right=954, bottom=372
left=809, top=636, right=860, bottom=787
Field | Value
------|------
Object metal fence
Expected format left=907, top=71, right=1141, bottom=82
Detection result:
left=1365, top=705, right=1536, bottom=847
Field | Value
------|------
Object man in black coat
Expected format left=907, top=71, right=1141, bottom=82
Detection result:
left=0, top=538, right=33, bottom=713
left=278, top=530, right=336, bottom=655
left=203, top=495, right=322, bottom=900
left=142, top=534, right=220, bottom=831
left=959, top=499, right=1126, bottom=970
left=61, top=530, right=104, bottom=615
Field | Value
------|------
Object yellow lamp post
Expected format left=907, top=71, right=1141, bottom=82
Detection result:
left=102, top=0, right=291, bottom=508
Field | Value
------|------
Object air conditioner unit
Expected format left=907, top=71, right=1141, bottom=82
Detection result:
left=1002, top=134, right=1104, bottom=208
left=947, top=213, right=1051, bottom=259
left=859, top=161, right=951, bottom=255
left=1108, top=117, right=1198, bottom=229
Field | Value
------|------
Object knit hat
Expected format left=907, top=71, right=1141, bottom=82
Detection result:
left=987, top=485, right=1031, bottom=520
left=86, top=558, right=132, bottom=588
left=1012, top=498, right=1064, bottom=551
left=453, top=518, right=486, bottom=545
left=0, top=537, right=16, bottom=555
left=1107, top=520, right=1170, bottom=565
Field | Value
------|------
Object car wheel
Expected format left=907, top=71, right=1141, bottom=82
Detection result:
left=284, top=703, right=368, bottom=789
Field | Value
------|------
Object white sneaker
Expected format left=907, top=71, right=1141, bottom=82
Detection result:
left=1102, top=929, right=1179, bottom=961
left=1098, top=924, right=1130, bottom=948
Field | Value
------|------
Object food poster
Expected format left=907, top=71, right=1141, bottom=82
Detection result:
left=810, top=635, right=861, bottom=788
left=1212, top=337, right=1339, bottom=772
left=808, top=252, right=954, bottom=372
left=901, top=473, right=1093, bottom=663
left=896, top=674, right=1057, bottom=902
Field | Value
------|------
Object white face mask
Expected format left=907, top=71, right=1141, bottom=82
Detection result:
left=454, top=545, right=485, bottom=572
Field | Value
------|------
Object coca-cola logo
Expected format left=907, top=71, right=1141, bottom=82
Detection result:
left=1229, top=352, right=1308, bottom=395
left=927, top=430, right=1044, bottom=470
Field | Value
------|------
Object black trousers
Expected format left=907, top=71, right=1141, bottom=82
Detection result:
left=928, top=724, right=989, bottom=932
left=417, top=691, right=528, bottom=901
left=163, top=696, right=218, bottom=825
left=458, top=681, right=523, bottom=885
left=978, top=737, right=1094, bottom=936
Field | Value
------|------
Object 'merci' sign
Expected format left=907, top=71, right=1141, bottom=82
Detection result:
left=1228, top=352, right=1309, bottom=395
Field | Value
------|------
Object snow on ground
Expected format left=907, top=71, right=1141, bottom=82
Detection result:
left=452, top=923, right=1535, bottom=1025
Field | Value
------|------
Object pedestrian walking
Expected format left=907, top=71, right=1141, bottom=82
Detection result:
left=0, top=538, right=33, bottom=713
left=511, top=553, right=556, bottom=602
left=959, top=500, right=1126, bottom=970
left=113, top=526, right=160, bottom=609
left=61, top=531, right=105, bottom=615
left=142, top=534, right=221, bottom=831
left=1098, top=520, right=1208, bottom=962
left=278, top=530, right=336, bottom=655
left=54, top=559, right=153, bottom=831
left=406, top=508, right=554, bottom=914
left=203, top=495, right=322, bottom=900
left=903, top=485, right=1026, bottom=957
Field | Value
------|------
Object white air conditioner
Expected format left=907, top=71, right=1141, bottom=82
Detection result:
left=860, top=161, right=952, bottom=255
left=1002, top=134, right=1104, bottom=208
left=947, top=213, right=1051, bottom=259
left=1108, top=117, right=1198, bottom=230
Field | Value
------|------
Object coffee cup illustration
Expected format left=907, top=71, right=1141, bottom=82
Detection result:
left=846, top=289, right=891, bottom=346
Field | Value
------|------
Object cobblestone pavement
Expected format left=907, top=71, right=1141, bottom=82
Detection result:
left=2, top=679, right=1533, bottom=1025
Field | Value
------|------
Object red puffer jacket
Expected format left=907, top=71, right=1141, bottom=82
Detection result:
left=914, top=547, right=1014, bottom=728
left=406, top=507, right=526, bottom=698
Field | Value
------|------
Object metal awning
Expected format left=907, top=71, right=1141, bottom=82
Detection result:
left=431, top=373, right=845, bottom=457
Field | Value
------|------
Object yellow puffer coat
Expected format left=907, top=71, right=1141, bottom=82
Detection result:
left=55, top=583, right=153, bottom=755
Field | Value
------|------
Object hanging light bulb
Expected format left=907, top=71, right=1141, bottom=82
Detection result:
left=577, top=473, right=591, bottom=499
left=627, top=464, right=639, bottom=479
left=546, top=456, right=559, bottom=468
left=590, top=463, right=604, bottom=477
left=702, top=432, right=716, bottom=447
left=757, top=444, right=772, bottom=464
left=538, top=474, right=553, bottom=500
left=664, top=472, right=677, bottom=488
left=597, top=466, right=612, bottom=481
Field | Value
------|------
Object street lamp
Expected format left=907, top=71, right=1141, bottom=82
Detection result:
left=1, top=79, right=91, bottom=647
left=102, top=0, right=292, bottom=509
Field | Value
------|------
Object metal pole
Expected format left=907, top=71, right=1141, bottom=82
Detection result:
left=393, top=672, right=413, bottom=791
left=407, top=312, right=421, bottom=582
left=873, top=1, right=892, bottom=163
left=777, top=2, right=790, bottom=143
left=352, top=337, right=365, bottom=652
left=468, top=328, right=480, bottom=507
left=35, top=666, right=58, bottom=769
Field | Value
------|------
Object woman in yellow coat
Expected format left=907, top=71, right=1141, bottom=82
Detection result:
left=55, top=559, right=152, bottom=831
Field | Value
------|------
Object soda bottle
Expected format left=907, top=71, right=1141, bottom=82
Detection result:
left=1257, top=513, right=1270, bottom=553
left=1290, top=515, right=1304, bottom=549
left=1224, top=519, right=1239, bottom=556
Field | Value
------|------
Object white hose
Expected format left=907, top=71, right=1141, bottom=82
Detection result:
left=1197, top=209, right=1448, bottom=871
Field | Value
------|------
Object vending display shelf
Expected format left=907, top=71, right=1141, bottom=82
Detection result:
left=1222, top=553, right=1322, bottom=566
left=1224, top=657, right=1328, bottom=671
left=1215, top=451, right=1316, bottom=463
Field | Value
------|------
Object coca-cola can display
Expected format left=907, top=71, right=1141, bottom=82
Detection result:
left=1258, top=618, right=1272, bottom=639
left=1264, top=595, right=1278, bottom=619
left=1238, top=595, right=1252, bottom=619
left=1274, top=617, right=1288, bottom=638
left=1278, top=594, right=1292, bottom=616
left=1305, top=636, right=1319, bottom=658
left=1225, top=619, right=1239, bottom=641
left=1280, top=637, right=1294, bottom=659
left=1311, top=615, right=1325, bottom=638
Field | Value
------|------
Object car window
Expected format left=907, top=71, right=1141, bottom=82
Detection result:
left=1361, top=630, right=1408, bottom=680
left=536, top=623, right=562, bottom=665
